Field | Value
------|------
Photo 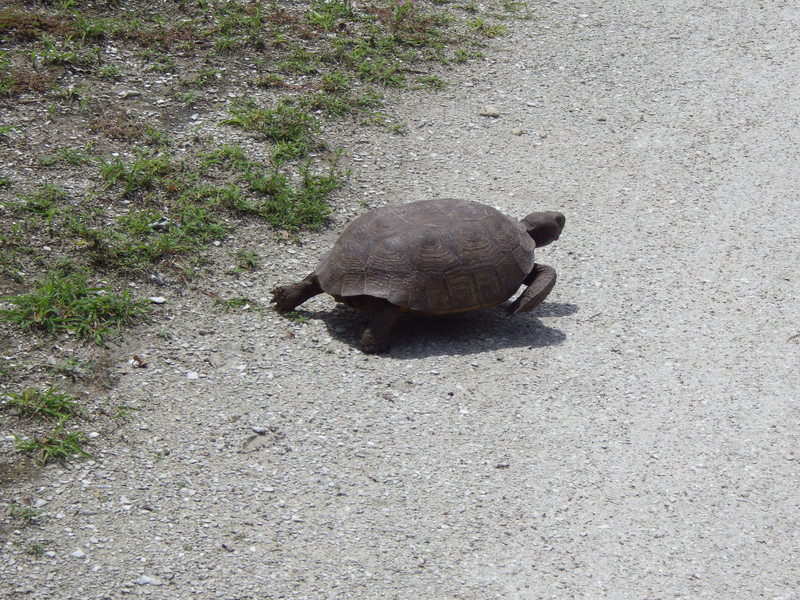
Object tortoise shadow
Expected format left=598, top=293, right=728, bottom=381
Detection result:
left=301, top=302, right=578, bottom=358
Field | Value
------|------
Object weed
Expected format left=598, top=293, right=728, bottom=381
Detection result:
left=174, top=90, right=197, bottom=106
left=232, top=248, right=261, bottom=272
left=500, top=0, right=529, bottom=13
left=13, top=420, right=91, bottom=465
left=0, top=245, right=26, bottom=283
left=35, top=35, right=99, bottom=68
left=214, top=34, right=241, bottom=54
left=299, top=90, right=353, bottom=118
left=364, top=111, right=407, bottom=133
left=6, top=504, right=45, bottom=523
left=17, top=184, right=69, bottom=223
left=241, top=162, right=340, bottom=231
left=80, top=203, right=228, bottom=274
left=254, top=73, right=286, bottom=88
left=26, top=542, right=46, bottom=557
left=72, top=15, right=119, bottom=43
left=0, top=123, right=17, bottom=141
left=281, top=310, right=309, bottom=323
left=99, top=153, right=174, bottom=198
left=144, top=128, right=172, bottom=148
left=279, top=46, right=320, bottom=75
left=198, top=144, right=251, bottom=172
left=0, top=271, right=149, bottom=344
left=5, top=387, right=79, bottom=421
left=321, top=70, right=351, bottom=93
left=414, top=75, right=446, bottom=89
left=39, top=145, right=94, bottom=167
left=223, top=99, right=320, bottom=159
left=197, top=144, right=342, bottom=231
left=453, top=47, right=483, bottom=62
left=180, top=68, right=220, bottom=88
left=111, top=404, right=139, bottom=421
left=98, top=64, right=122, bottom=79
left=307, top=0, right=353, bottom=32
left=184, top=183, right=248, bottom=212
left=0, top=357, right=13, bottom=379
left=356, top=89, right=385, bottom=108
left=467, top=18, right=507, bottom=38
left=141, top=49, right=178, bottom=73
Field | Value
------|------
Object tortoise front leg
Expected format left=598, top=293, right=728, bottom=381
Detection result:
left=507, top=263, right=557, bottom=316
left=271, top=272, right=323, bottom=311
left=359, top=302, right=402, bottom=353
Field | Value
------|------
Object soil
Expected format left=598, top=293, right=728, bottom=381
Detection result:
left=3, top=1, right=800, bottom=599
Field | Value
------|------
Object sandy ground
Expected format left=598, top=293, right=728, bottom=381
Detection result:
left=3, top=1, right=799, bottom=598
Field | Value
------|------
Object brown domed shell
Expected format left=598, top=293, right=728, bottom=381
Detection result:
left=315, top=198, right=535, bottom=314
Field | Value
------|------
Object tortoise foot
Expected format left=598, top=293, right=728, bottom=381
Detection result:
left=359, top=335, right=392, bottom=354
left=357, top=301, right=401, bottom=354
left=270, top=285, right=302, bottom=311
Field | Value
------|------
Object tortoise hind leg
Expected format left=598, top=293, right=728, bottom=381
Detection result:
left=507, top=264, right=557, bottom=316
left=358, top=301, right=402, bottom=354
left=271, top=272, right=323, bottom=310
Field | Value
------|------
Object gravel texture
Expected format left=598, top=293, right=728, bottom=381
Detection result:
left=3, top=1, right=800, bottom=598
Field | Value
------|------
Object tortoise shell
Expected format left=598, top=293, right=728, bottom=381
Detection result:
left=315, top=198, right=535, bottom=314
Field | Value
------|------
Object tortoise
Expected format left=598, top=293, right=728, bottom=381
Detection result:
left=271, top=198, right=565, bottom=353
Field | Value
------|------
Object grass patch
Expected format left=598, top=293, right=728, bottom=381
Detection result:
left=223, top=98, right=321, bottom=161
left=99, top=152, right=175, bottom=198
left=25, top=542, right=46, bottom=557
left=72, top=204, right=229, bottom=274
left=2, top=383, right=93, bottom=466
left=13, top=421, right=91, bottom=465
left=6, top=503, right=46, bottom=524
left=230, top=248, right=261, bottom=274
left=213, top=296, right=260, bottom=311
left=0, top=271, right=149, bottom=344
left=281, top=310, right=309, bottom=324
left=39, top=144, right=95, bottom=167
left=5, top=387, right=79, bottom=421
left=199, top=145, right=343, bottom=231
left=242, top=162, right=341, bottom=230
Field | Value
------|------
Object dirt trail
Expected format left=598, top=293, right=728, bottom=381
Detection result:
left=4, top=1, right=800, bottom=598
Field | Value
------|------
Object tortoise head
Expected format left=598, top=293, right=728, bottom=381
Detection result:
left=521, top=211, right=565, bottom=247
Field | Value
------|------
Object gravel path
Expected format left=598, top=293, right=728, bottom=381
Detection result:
left=4, top=1, right=800, bottom=598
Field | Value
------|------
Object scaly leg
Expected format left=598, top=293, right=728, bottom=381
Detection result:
left=506, top=264, right=557, bottom=316
left=359, top=302, right=402, bottom=353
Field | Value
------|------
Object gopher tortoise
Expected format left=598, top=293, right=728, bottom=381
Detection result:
left=271, top=198, right=565, bottom=353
